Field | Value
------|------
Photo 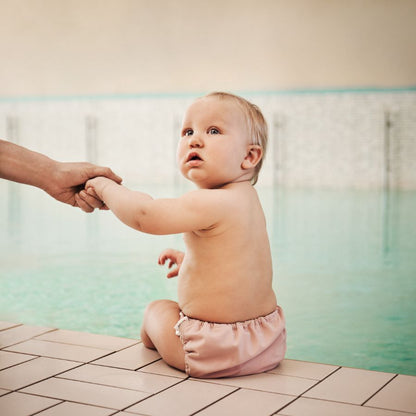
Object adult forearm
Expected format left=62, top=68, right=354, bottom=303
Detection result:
left=0, top=139, right=56, bottom=191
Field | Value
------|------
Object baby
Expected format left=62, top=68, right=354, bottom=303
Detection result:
left=82, top=92, right=286, bottom=378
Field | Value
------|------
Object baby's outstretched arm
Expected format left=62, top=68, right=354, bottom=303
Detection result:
left=84, top=177, right=227, bottom=235
left=158, top=249, right=185, bottom=278
left=84, top=176, right=154, bottom=231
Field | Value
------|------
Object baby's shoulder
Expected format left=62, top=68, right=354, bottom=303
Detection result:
left=182, top=184, right=258, bottom=213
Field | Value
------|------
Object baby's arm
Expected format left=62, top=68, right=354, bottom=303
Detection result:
left=85, top=176, right=227, bottom=235
left=158, top=249, right=185, bottom=278
left=85, top=176, right=153, bottom=230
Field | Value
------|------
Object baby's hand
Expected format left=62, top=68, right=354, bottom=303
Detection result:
left=75, top=176, right=115, bottom=212
left=158, top=249, right=185, bottom=278
left=85, top=176, right=114, bottom=197
left=75, top=189, right=107, bottom=212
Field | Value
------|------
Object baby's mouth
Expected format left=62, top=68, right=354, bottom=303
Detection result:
left=186, top=152, right=203, bottom=163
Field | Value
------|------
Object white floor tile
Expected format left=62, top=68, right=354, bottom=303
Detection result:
left=0, top=391, right=60, bottom=416
left=304, top=367, right=395, bottom=405
left=365, top=374, right=416, bottom=414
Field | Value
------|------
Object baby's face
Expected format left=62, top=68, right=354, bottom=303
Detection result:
left=177, top=96, right=251, bottom=188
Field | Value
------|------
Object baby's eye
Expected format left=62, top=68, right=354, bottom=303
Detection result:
left=208, top=127, right=220, bottom=135
left=183, top=129, right=193, bottom=136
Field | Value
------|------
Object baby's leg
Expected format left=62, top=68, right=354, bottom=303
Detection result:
left=140, top=299, right=185, bottom=372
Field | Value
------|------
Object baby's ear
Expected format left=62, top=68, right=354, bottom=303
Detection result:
left=242, top=145, right=263, bottom=170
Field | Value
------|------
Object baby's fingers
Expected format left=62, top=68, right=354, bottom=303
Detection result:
left=166, top=266, right=179, bottom=278
left=85, top=187, right=100, bottom=200
left=158, top=255, right=167, bottom=265
left=79, top=190, right=106, bottom=210
left=158, top=251, right=173, bottom=265
left=75, top=193, right=95, bottom=213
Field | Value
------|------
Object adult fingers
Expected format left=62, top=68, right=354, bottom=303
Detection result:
left=86, top=165, right=122, bottom=183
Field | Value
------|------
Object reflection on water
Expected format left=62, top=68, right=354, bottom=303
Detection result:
left=1, top=183, right=415, bottom=375
left=266, top=188, right=415, bottom=375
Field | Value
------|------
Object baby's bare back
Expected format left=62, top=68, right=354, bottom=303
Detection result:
left=178, top=183, right=277, bottom=323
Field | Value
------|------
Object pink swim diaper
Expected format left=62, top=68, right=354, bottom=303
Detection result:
left=174, top=306, right=286, bottom=378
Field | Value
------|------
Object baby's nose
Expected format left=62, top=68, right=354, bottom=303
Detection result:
left=189, top=134, right=203, bottom=147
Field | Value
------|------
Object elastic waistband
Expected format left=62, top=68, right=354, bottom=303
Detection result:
left=178, top=306, right=283, bottom=327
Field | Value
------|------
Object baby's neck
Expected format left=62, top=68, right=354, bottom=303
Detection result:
left=198, top=179, right=253, bottom=190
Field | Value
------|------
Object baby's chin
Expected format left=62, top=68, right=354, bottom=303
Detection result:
left=183, top=168, right=243, bottom=189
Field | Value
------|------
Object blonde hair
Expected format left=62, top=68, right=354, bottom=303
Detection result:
left=204, top=92, right=268, bottom=185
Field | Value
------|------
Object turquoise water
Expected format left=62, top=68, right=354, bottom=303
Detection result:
left=1, top=183, right=415, bottom=375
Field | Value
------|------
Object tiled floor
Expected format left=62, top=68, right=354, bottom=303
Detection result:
left=0, top=321, right=415, bottom=416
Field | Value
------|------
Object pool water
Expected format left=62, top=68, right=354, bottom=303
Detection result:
left=1, top=183, right=415, bottom=376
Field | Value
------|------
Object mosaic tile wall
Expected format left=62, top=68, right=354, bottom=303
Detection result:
left=1, top=91, right=415, bottom=189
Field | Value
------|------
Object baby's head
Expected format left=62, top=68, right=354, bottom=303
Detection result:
left=203, top=92, right=268, bottom=185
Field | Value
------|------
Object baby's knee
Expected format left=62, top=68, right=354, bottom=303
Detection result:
left=140, top=325, right=155, bottom=349
left=143, top=299, right=178, bottom=320
left=144, top=299, right=167, bottom=315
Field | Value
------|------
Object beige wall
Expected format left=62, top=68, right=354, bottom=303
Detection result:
left=1, top=0, right=415, bottom=97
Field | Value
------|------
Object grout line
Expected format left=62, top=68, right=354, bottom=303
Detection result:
left=2, top=347, right=41, bottom=358
left=120, top=377, right=189, bottom=412
left=30, top=337, right=130, bottom=352
left=15, top=378, right=153, bottom=412
left=360, top=373, right=399, bottom=406
left=0, top=323, right=22, bottom=332
left=188, top=369, right=335, bottom=390
left=266, top=370, right=341, bottom=382
left=361, top=404, right=416, bottom=415
left=11, top=361, right=85, bottom=392
left=39, top=328, right=59, bottom=336
left=53, top=375, right=157, bottom=394
left=296, top=366, right=343, bottom=397
left=54, top=364, right=186, bottom=392
left=190, top=387, right=241, bottom=415
left=2, top=348, right=105, bottom=365
left=4, top=331, right=138, bottom=364
left=272, top=396, right=404, bottom=416
left=0, top=328, right=58, bottom=350
left=32, top=330, right=140, bottom=347
left=18, top=391, right=117, bottom=412
left=29, top=399, right=65, bottom=416
left=85, top=350, right=129, bottom=364
left=0, top=341, right=36, bottom=350
left=0, top=353, right=38, bottom=371
left=268, top=368, right=346, bottom=416
left=86, top=357, right=163, bottom=372
left=273, top=391, right=416, bottom=413
left=86, top=345, right=154, bottom=368
left=271, top=395, right=302, bottom=416
left=135, top=358, right=171, bottom=372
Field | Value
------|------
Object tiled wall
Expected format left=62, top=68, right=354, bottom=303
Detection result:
left=1, top=90, right=415, bottom=189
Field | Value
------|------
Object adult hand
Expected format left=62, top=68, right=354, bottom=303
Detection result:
left=0, top=140, right=122, bottom=213
left=46, top=161, right=122, bottom=212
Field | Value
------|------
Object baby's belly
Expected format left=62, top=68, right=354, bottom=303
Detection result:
left=178, top=274, right=277, bottom=323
